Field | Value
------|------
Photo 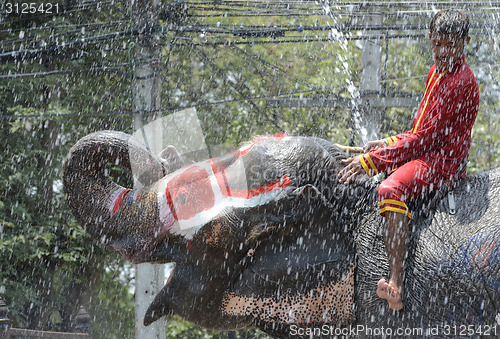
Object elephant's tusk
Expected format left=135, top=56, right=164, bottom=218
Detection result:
left=333, top=143, right=364, bottom=154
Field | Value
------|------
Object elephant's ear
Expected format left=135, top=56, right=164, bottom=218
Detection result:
left=221, top=184, right=356, bottom=326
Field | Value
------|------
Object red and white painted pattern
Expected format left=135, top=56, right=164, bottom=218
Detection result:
left=157, top=135, right=292, bottom=239
left=107, top=188, right=131, bottom=215
left=107, top=187, right=142, bottom=215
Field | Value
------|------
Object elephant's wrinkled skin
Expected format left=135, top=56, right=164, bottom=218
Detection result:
left=63, top=131, right=500, bottom=337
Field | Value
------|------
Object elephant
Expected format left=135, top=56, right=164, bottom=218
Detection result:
left=63, top=130, right=500, bottom=337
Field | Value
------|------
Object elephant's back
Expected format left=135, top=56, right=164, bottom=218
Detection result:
left=354, top=167, right=500, bottom=327
left=409, top=168, right=500, bottom=325
left=443, top=167, right=500, bottom=224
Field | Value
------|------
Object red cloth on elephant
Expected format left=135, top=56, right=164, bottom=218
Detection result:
left=359, top=54, right=479, bottom=219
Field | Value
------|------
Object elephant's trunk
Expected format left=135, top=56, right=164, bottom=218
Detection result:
left=63, top=130, right=173, bottom=263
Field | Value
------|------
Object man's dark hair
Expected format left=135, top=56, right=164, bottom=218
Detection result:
left=430, top=9, right=470, bottom=38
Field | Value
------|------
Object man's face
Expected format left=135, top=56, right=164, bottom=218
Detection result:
left=428, top=32, right=470, bottom=71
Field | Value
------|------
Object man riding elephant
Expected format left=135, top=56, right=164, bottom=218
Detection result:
left=338, top=9, right=479, bottom=311
left=62, top=9, right=499, bottom=338
left=63, top=127, right=499, bottom=337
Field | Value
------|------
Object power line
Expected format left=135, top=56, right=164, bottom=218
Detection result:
left=2, top=26, right=497, bottom=64
left=185, top=1, right=500, bottom=15
left=0, top=29, right=134, bottom=64
left=1, top=22, right=498, bottom=64
left=163, top=30, right=498, bottom=47
left=186, top=0, right=500, bottom=7
left=0, top=66, right=130, bottom=79
left=187, top=0, right=499, bottom=4
left=0, top=21, right=129, bottom=34
left=3, top=20, right=497, bottom=57
left=188, top=10, right=500, bottom=19
left=1, top=1, right=497, bottom=61
left=189, top=12, right=324, bottom=17
left=1, top=25, right=130, bottom=48
left=2, top=63, right=499, bottom=119
left=162, top=22, right=498, bottom=35
left=0, top=19, right=129, bottom=36
left=185, top=0, right=500, bottom=10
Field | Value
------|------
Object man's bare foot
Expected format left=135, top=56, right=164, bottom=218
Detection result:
left=376, top=278, right=403, bottom=311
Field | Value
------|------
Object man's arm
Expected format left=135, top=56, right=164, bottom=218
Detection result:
left=359, top=81, right=478, bottom=176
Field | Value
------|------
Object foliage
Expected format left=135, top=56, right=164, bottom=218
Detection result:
left=88, top=262, right=135, bottom=339
left=0, top=0, right=134, bottom=334
left=0, top=107, right=133, bottom=333
left=165, top=315, right=224, bottom=339
left=164, top=315, right=271, bottom=339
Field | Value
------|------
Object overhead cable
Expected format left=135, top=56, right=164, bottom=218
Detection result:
left=0, top=66, right=130, bottom=79
left=0, top=29, right=134, bottom=64
left=2, top=63, right=499, bottom=120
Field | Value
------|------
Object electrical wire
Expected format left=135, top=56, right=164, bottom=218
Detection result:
left=187, top=0, right=500, bottom=7
left=1, top=26, right=497, bottom=64
left=1, top=20, right=498, bottom=63
left=185, top=0, right=500, bottom=16
left=163, top=29, right=500, bottom=47
left=188, top=10, right=500, bottom=19
left=185, top=0, right=500, bottom=12
left=0, top=65, right=130, bottom=79
left=0, top=29, right=134, bottom=63
left=1, top=1, right=497, bottom=55
left=1, top=24, right=130, bottom=47
left=189, top=12, right=324, bottom=17
left=3, top=20, right=496, bottom=57
left=0, top=21, right=129, bottom=34
left=1, top=0, right=498, bottom=120
left=162, top=22, right=498, bottom=35
left=1, top=63, right=498, bottom=120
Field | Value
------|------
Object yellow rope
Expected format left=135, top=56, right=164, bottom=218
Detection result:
left=333, top=143, right=364, bottom=154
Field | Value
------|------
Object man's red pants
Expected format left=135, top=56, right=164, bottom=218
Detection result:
left=378, top=159, right=446, bottom=220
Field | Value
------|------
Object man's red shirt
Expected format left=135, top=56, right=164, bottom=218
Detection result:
left=360, top=54, right=479, bottom=180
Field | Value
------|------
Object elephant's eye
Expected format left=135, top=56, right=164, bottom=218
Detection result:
left=175, top=191, right=189, bottom=205
left=166, top=165, right=216, bottom=221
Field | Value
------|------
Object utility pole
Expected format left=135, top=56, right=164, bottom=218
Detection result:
left=133, top=0, right=162, bottom=132
left=356, top=5, right=384, bottom=144
left=266, top=8, right=420, bottom=139
left=266, top=5, right=421, bottom=146
left=132, top=0, right=166, bottom=338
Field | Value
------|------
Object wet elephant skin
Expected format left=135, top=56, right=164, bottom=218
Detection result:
left=63, top=131, right=500, bottom=338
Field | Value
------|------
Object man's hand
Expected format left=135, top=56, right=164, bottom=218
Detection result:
left=338, top=156, right=365, bottom=185
left=363, top=139, right=388, bottom=152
